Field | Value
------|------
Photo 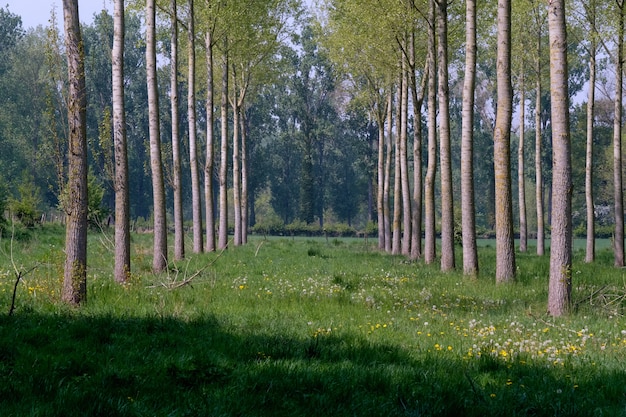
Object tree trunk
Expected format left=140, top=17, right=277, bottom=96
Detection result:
left=614, top=0, right=625, bottom=267
left=61, top=0, right=88, bottom=304
left=147, top=0, right=168, bottom=272
left=112, top=0, right=130, bottom=283
left=494, top=0, right=516, bottom=283
left=547, top=0, right=572, bottom=316
left=461, top=0, right=478, bottom=275
left=188, top=0, right=203, bottom=253
left=424, top=0, right=437, bottom=265
left=400, top=57, right=412, bottom=257
left=204, top=30, right=216, bottom=252
left=409, top=32, right=425, bottom=260
left=232, top=100, right=242, bottom=246
left=437, top=0, right=455, bottom=271
left=535, top=26, right=545, bottom=256
left=392, top=84, right=401, bottom=256
left=384, top=91, right=393, bottom=252
left=218, top=43, right=229, bottom=250
left=377, top=111, right=386, bottom=250
left=518, top=83, right=527, bottom=253
left=241, top=109, right=249, bottom=244
left=585, top=16, right=596, bottom=263
left=170, top=0, right=184, bottom=261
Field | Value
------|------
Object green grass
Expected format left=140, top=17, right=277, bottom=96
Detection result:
left=1, top=225, right=625, bottom=416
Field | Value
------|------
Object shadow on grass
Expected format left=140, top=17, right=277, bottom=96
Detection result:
left=0, top=312, right=624, bottom=417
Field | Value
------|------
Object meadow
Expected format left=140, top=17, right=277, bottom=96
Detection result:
left=0, top=224, right=625, bottom=416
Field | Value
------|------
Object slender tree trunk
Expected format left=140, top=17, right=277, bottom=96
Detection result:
left=112, top=0, right=130, bottom=283
left=377, top=112, right=386, bottom=250
left=392, top=84, right=402, bottom=256
left=241, top=109, right=249, bottom=244
left=494, top=0, right=516, bottom=283
left=535, top=26, right=545, bottom=256
left=61, top=0, right=88, bottom=304
left=585, top=23, right=596, bottom=263
left=188, top=0, right=203, bottom=253
left=204, top=31, right=216, bottom=252
left=170, top=0, right=184, bottom=261
left=384, top=91, right=393, bottom=252
left=437, top=0, right=455, bottom=271
left=147, top=0, right=168, bottom=272
left=613, top=0, right=625, bottom=267
left=461, top=0, right=478, bottom=275
left=547, top=0, right=572, bottom=316
left=424, top=0, right=438, bottom=264
left=232, top=100, right=242, bottom=246
left=218, top=43, right=229, bottom=250
left=518, top=83, right=527, bottom=253
left=409, top=33, right=425, bottom=260
left=400, top=58, right=412, bottom=256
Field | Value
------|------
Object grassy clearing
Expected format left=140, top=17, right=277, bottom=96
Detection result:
left=1, top=225, right=625, bottom=416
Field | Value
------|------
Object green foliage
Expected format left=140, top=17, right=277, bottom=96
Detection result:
left=8, top=174, right=42, bottom=228
left=87, top=171, right=109, bottom=229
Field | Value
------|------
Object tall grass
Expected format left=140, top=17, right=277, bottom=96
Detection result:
left=0, top=225, right=625, bottom=416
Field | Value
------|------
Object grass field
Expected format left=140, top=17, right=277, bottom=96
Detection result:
left=0, top=225, right=625, bottom=416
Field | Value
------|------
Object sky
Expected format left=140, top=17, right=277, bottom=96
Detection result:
left=4, top=0, right=112, bottom=30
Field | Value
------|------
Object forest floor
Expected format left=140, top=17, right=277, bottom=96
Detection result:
left=0, top=224, right=625, bottom=416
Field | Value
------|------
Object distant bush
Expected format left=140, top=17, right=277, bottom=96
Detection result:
left=9, top=175, right=42, bottom=228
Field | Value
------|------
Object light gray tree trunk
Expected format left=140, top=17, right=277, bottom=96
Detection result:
left=585, top=8, right=597, bottom=263
left=170, top=0, right=184, bottom=261
left=392, top=83, right=401, bottom=256
left=241, top=109, right=249, bottom=244
left=437, top=0, right=455, bottom=271
left=535, top=22, right=545, bottom=256
left=424, top=0, right=437, bottom=265
left=218, top=43, right=229, bottom=250
left=188, top=0, right=203, bottom=253
left=232, top=99, right=242, bottom=246
left=384, top=91, right=393, bottom=253
left=461, top=0, right=478, bottom=275
left=613, top=0, right=625, bottom=267
left=204, top=30, right=216, bottom=252
left=547, top=0, right=572, bottom=316
left=112, top=0, right=130, bottom=283
left=147, top=0, right=168, bottom=272
left=61, top=0, right=88, bottom=304
left=518, top=84, right=527, bottom=253
left=377, top=110, right=386, bottom=250
left=400, top=58, right=411, bottom=256
left=494, top=0, right=516, bottom=283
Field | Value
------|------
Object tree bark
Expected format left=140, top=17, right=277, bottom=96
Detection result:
left=147, top=0, right=168, bottom=272
left=62, top=0, right=88, bottom=304
left=377, top=108, right=386, bottom=250
left=518, top=84, right=527, bottom=253
left=112, top=0, right=130, bottom=283
left=547, top=0, right=572, bottom=316
left=241, top=109, right=249, bottom=244
left=204, top=30, right=216, bottom=252
left=494, top=0, right=516, bottom=283
left=170, top=0, right=184, bottom=261
left=232, top=98, right=242, bottom=246
left=400, top=57, right=412, bottom=257
left=188, top=0, right=203, bottom=254
left=535, top=17, right=545, bottom=257
left=585, top=10, right=596, bottom=263
left=392, top=83, right=401, bottom=256
left=461, top=0, right=479, bottom=275
left=384, top=90, right=393, bottom=253
left=424, top=0, right=437, bottom=265
left=613, top=0, right=625, bottom=267
left=437, top=0, right=455, bottom=271
left=218, top=43, right=229, bottom=250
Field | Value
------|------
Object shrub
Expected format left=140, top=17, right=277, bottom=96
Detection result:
left=8, top=175, right=42, bottom=228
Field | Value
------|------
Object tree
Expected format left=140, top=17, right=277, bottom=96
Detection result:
left=61, top=0, right=88, bottom=304
left=534, top=4, right=546, bottom=257
left=613, top=0, right=625, bottom=267
left=437, top=0, right=455, bottom=271
left=461, top=0, right=478, bottom=275
left=147, top=0, right=168, bottom=272
left=170, top=0, right=184, bottom=261
left=188, top=0, right=203, bottom=253
left=218, top=39, right=229, bottom=250
left=424, top=0, right=438, bottom=265
left=112, top=0, right=130, bottom=283
left=547, top=0, right=572, bottom=316
left=493, top=0, right=516, bottom=283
